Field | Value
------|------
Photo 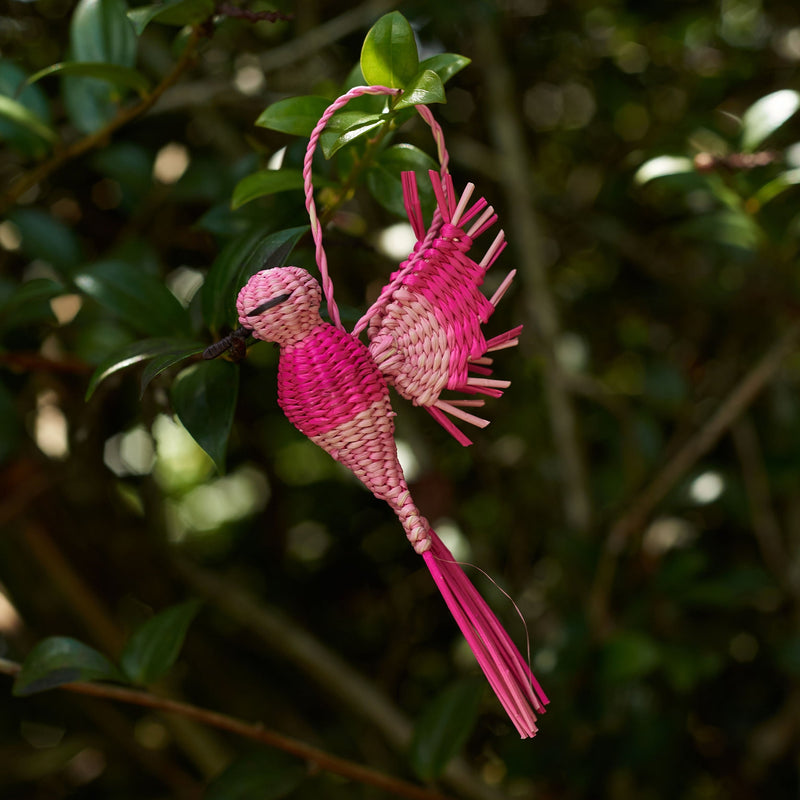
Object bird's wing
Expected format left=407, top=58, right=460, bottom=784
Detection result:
left=359, top=170, right=522, bottom=446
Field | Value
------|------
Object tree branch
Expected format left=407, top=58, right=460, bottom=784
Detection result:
left=174, top=558, right=512, bottom=800
left=0, top=657, right=455, bottom=800
left=589, top=321, right=800, bottom=635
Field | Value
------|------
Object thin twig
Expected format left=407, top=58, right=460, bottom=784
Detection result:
left=174, top=558, right=512, bottom=800
left=0, top=658, right=455, bottom=800
left=0, top=27, right=205, bottom=216
left=589, top=321, right=800, bottom=635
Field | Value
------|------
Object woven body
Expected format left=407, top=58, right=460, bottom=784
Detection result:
left=237, top=267, right=430, bottom=554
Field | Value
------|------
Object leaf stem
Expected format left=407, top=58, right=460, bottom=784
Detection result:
left=0, top=657, right=456, bottom=800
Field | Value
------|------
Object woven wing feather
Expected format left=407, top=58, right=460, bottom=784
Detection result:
left=363, top=170, right=522, bottom=446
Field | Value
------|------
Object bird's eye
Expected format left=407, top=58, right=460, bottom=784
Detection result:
left=246, top=292, right=292, bottom=317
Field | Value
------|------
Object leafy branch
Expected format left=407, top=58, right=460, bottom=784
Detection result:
left=0, top=26, right=205, bottom=217
left=0, top=657, right=455, bottom=800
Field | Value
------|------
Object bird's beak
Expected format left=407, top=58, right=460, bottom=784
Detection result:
left=202, top=327, right=249, bottom=361
left=245, top=291, right=293, bottom=317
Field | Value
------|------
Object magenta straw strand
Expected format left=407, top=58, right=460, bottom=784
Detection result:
left=303, top=85, right=400, bottom=330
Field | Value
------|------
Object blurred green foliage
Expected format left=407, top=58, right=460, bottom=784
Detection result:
left=2, top=1, right=800, bottom=798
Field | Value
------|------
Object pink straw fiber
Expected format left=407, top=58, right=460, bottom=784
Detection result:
left=235, top=87, right=547, bottom=737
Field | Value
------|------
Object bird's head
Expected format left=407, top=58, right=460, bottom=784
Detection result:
left=236, top=266, right=322, bottom=347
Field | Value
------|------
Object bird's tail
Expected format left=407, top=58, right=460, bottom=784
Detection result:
left=421, top=530, right=548, bottom=738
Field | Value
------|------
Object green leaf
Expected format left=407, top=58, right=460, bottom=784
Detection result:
left=740, top=89, right=800, bottom=152
left=66, top=0, right=138, bottom=133
left=128, top=0, right=214, bottom=35
left=319, top=111, right=385, bottom=158
left=393, top=69, right=445, bottom=110
left=25, top=61, right=151, bottom=96
left=171, top=360, right=239, bottom=472
left=255, top=96, right=331, bottom=137
left=205, top=751, right=306, bottom=800
left=0, top=278, right=64, bottom=331
left=0, top=96, right=56, bottom=146
left=71, top=0, right=137, bottom=67
left=201, top=225, right=307, bottom=333
left=230, top=169, right=306, bottom=210
left=601, top=631, right=661, bottom=683
left=74, top=260, right=191, bottom=337
left=408, top=679, right=483, bottom=781
left=62, top=72, right=120, bottom=134
left=634, top=155, right=695, bottom=185
left=751, top=167, right=800, bottom=208
left=0, top=60, right=54, bottom=157
left=120, top=600, right=202, bottom=686
left=139, top=341, right=206, bottom=395
left=366, top=143, right=438, bottom=218
left=677, top=209, right=763, bottom=252
left=360, top=11, right=419, bottom=89
left=419, top=53, right=471, bottom=86
left=13, top=637, right=123, bottom=696
left=7, top=208, right=84, bottom=274
left=85, top=337, right=203, bottom=399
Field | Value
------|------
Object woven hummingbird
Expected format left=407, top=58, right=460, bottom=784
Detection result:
left=207, top=87, right=548, bottom=737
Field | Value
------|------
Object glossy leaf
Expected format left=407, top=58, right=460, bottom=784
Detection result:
left=677, top=209, right=763, bottom=251
left=408, top=679, right=483, bottom=781
left=419, top=53, right=471, bottom=85
left=366, top=143, right=438, bottom=218
left=205, top=751, right=306, bottom=800
left=751, top=167, right=800, bottom=208
left=13, top=637, right=123, bottom=696
left=128, top=0, right=214, bottom=34
left=85, top=337, right=203, bottom=399
left=255, top=96, right=331, bottom=137
left=201, top=225, right=307, bottom=332
left=26, top=61, right=151, bottom=96
left=139, top=341, right=206, bottom=395
left=0, top=96, right=56, bottom=147
left=120, top=600, right=202, bottom=686
left=360, top=11, right=419, bottom=89
left=66, top=0, right=137, bottom=133
left=393, top=69, right=445, bottom=110
left=0, top=60, right=54, bottom=157
left=634, top=155, right=695, bottom=185
left=171, top=360, right=239, bottom=472
left=319, top=111, right=385, bottom=158
left=740, top=89, right=800, bottom=152
left=74, top=260, right=192, bottom=337
left=62, top=72, right=119, bottom=134
left=230, top=169, right=305, bottom=210
left=0, top=278, right=64, bottom=331
left=71, top=0, right=137, bottom=66
left=7, top=208, right=84, bottom=274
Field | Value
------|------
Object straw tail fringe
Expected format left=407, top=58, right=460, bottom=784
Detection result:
left=421, top=529, right=549, bottom=738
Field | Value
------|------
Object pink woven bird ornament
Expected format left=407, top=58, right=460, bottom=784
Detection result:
left=209, top=86, right=548, bottom=737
